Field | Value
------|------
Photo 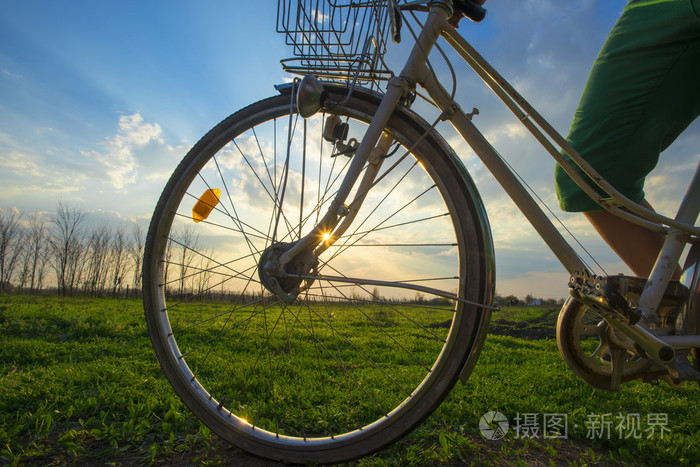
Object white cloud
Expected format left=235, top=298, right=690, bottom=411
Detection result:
left=1, top=69, right=23, bottom=79
left=144, top=171, right=175, bottom=183
left=118, top=113, right=163, bottom=146
left=0, top=151, right=43, bottom=177
left=82, top=113, right=163, bottom=190
left=484, top=122, right=530, bottom=147
left=644, top=158, right=700, bottom=215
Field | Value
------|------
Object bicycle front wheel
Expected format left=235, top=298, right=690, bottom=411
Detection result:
left=143, top=84, right=494, bottom=463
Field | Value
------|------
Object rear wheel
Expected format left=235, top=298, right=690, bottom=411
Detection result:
left=142, top=85, right=493, bottom=463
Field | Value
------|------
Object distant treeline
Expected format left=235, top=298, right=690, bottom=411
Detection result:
left=0, top=202, right=230, bottom=300
left=1, top=203, right=566, bottom=305
left=0, top=203, right=145, bottom=297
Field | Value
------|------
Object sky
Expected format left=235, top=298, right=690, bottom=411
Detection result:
left=1, top=0, right=698, bottom=299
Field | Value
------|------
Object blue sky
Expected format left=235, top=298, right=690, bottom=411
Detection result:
left=1, top=0, right=698, bottom=298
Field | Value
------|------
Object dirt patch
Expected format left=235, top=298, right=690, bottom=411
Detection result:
left=431, top=308, right=561, bottom=340
left=154, top=431, right=617, bottom=467
left=488, top=319, right=557, bottom=340
left=489, top=308, right=559, bottom=340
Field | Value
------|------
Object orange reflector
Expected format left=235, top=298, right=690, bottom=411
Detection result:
left=192, top=188, right=221, bottom=223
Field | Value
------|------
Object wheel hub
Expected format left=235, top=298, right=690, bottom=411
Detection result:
left=258, top=241, right=318, bottom=303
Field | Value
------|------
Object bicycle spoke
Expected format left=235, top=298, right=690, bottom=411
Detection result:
left=210, top=157, right=261, bottom=261
left=322, top=182, right=441, bottom=268
left=270, top=109, right=298, bottom=243
left=336, top=212, right=451, bottom=239
left=311, top=262, right=452, bottom=343
left=275, top=297, right=399, bottom=415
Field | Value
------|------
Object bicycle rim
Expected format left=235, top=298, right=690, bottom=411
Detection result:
left=143, top=85, right=493, bottom=463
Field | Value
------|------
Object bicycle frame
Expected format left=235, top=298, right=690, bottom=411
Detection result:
left=141, top=3, right=700, bottom=457
left=283, top=1, right=700, bottom=352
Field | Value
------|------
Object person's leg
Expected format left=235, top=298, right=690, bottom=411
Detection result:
left=583, top=199, right=680, bottom=279
left=555, top=0, right=700, bottom=214
left=555, top=1, right=699, bottom=279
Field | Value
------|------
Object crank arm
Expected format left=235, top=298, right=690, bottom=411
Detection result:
left=607, top=345, right=627, bottom=391
left=599, top=314, right=675, bottom=365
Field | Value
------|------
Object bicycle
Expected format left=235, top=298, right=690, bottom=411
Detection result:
left=142, top=0, right=700, bottom=463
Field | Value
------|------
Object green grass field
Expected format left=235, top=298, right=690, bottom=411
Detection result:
left=1, top=294, right=698, bottom=465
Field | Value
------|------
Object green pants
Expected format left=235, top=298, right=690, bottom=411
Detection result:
left=555, top=0, right=700, bottom=212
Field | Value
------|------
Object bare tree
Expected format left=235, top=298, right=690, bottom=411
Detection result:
left=50, top=203, right=86, bottom=295
left=25, top=213, right=49, bottom=293
left=66, top=231, right=86, bottom=295
left=195, top=250, right=215, bottom=298
left=0, top=208, right=24, bottom=293
left=130, top=222, right=144, bottom=297
left=34, top=243, right=50, bottom=293
left=17, top=247, right=30, bottom=291
left=19, top=213, right=51, bottom=294
left=174, top=225, right=200, bottom=298
left=109, top=227, right=129, bottom=297
left=85, top=226, right=112, bottom=297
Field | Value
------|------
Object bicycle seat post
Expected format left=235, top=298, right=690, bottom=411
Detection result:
left=638, top=163, right=700, bottom=321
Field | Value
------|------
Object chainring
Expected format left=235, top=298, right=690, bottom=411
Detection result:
left=556, top=298, right=661, bottom=392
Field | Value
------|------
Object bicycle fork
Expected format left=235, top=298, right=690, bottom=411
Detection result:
left=260, top=3, right=454, bottom=304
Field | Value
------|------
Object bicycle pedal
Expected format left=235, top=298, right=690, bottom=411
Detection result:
left=569, top=271, right=643, bottom=324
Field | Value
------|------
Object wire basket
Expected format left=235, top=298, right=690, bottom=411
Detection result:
left=277, top=0, right=393, bottom=84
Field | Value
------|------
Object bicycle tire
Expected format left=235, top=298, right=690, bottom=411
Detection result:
left=143, top=83, right=494, bottom=464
